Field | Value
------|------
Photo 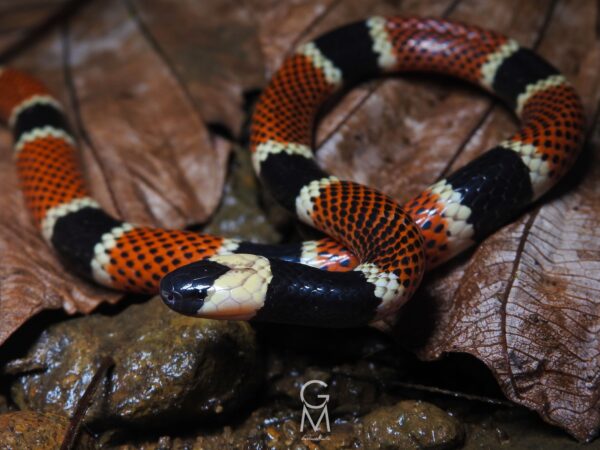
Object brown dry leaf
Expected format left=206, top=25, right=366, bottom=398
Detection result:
left=129, top=0, right=266, bottom=134
left=252, top=0, right=600, bottom=441
left=0, top=0, right=230, bottom=344
left=0, top=0, right=68, bottom=52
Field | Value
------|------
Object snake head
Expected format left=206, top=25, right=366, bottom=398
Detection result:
left=160, top=254, right=272, bottom=320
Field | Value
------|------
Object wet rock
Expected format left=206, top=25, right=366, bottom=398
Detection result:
left=0, top=394, right=8, bottom=415
left=236, top=400, right=463, bottom=449
left=0, top=410, right=94, bottom=449
left=10, top=297, right=263, bottom=428
left=177, top=406, right=361, bottom=450
left=259, top=419, right=360, bottom=450
left=359, top=400, right=464, bottom=449
left=266, top=358, right=388, bottom=419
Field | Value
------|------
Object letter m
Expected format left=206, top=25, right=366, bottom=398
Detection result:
left=300, top=405, right=330, bottom=432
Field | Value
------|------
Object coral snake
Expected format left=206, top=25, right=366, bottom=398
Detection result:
left=0, top=17, right=585, bottom=327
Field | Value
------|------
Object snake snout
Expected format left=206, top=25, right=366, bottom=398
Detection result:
left=160, top=279, right=182, bottom=308
left=160, top=260, right=231, bottom=316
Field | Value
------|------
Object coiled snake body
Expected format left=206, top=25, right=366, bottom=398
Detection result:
left=0, top=17, right=585, bottom=327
